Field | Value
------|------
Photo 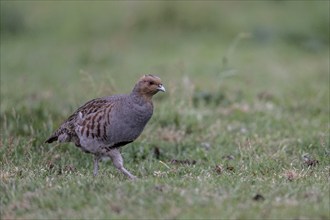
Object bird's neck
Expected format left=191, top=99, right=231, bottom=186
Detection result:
left=130, top=90, right=153, bottom=105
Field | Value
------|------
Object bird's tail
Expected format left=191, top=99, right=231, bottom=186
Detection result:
left=45, top=121, right=74, bottom=144
left=45, top=135, right=58, bottom=143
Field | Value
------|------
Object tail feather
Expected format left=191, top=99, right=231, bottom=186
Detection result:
left=45, top=135, right=58, bottom=143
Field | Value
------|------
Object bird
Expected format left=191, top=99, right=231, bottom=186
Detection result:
left=45, top=74, right=165, bottom=179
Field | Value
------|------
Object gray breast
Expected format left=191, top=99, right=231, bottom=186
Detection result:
left=107, top=98, right=153, bottom=145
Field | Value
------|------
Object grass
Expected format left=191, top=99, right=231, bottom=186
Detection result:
left=1, top=1, right=329, bottom=219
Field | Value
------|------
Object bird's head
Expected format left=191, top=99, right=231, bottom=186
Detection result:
left=132, top=74, right=165, bottom=98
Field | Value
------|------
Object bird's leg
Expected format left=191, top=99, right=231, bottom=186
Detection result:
left=93, top=154, right=101, bottom=176
left=108, top=148, right=136, bottom=180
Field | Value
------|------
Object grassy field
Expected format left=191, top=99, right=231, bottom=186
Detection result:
left=1, top=1, right=329, bottom=219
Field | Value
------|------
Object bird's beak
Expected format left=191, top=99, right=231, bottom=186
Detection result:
left=157, top=84, right=166, bottom=92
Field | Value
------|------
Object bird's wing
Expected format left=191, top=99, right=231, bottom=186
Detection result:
left=73, top=97, right=117, bottom=141
left=46, top=95, right=127, bottom=144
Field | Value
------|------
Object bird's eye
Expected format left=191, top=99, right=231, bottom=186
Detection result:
left=149, top=81, right=154, bottom=85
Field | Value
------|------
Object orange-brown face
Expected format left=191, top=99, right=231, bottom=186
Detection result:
left=135, top=74, right=165, bottom=97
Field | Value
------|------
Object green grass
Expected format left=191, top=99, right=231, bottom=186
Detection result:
left=1, top=1, right=329, bottom=219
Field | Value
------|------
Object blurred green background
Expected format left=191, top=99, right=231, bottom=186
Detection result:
left=1, top=1, right=329, bottom=111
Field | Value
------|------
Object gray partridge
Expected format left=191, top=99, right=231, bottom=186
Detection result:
left=45, top=74, right=165, bottom=179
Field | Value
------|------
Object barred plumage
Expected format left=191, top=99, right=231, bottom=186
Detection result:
left=45, top=75, right=165, bottom=179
